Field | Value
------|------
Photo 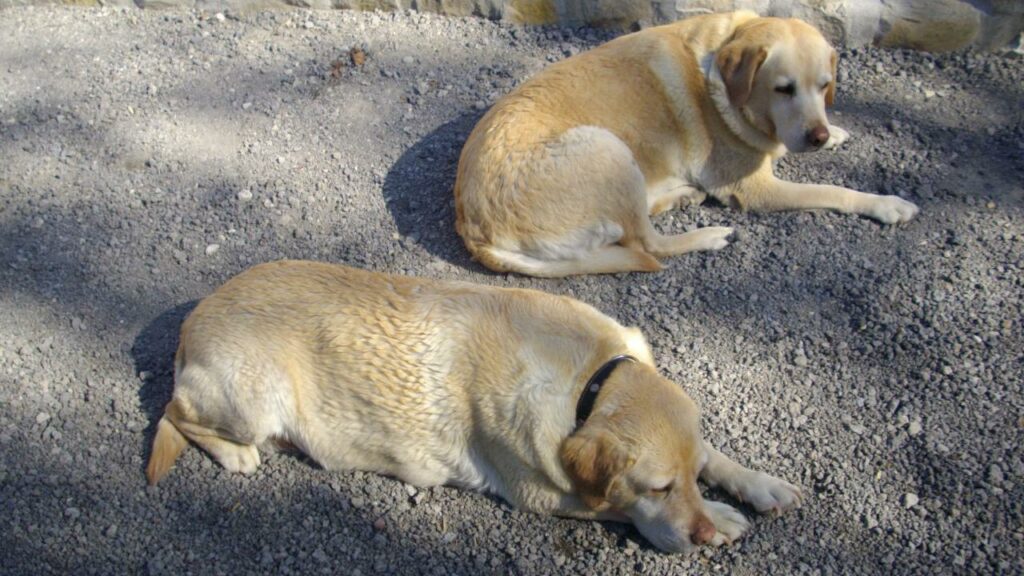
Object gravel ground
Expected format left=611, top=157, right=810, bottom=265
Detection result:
left=1, top=6, right=1022, bottom=575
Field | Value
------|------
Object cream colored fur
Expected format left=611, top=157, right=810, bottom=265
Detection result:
left=146, top=260, right=800, bottom=553
left=454, top=11, right=919, bottom=277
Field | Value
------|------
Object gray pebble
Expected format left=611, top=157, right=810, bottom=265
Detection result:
left=902, top=493, right=919, bottom=509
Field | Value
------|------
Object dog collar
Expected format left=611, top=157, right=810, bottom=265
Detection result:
left=574, top=355, right=637, bottom=429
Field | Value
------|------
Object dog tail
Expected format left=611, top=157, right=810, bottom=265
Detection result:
left=146, top=401, right=190, bottom=485
left=476, top=244, right=662, bottom=277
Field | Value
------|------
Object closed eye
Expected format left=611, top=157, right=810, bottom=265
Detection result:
left=775, top=83, right=795, bottom=96
left=649, top=482, right=674, bottom=496
left=819, top=82, right=830, bottom=91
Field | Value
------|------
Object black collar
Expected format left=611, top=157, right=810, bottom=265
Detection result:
left=574, top=355, right=637, bottom=430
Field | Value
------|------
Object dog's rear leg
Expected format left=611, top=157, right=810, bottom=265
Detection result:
left=635, top=219, right=734, bottom=259
left=479, top=244, right=662, bottom=277
left=173, top=418, right=262, bottom=475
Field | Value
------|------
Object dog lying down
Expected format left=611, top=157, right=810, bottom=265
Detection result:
left=146, top=260, right=800, bottom=553
left=454, top=10, right=919, bottom=277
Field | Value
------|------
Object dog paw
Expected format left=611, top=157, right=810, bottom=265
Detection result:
left=694, top=226, right=734, bottom=251
left=823, top=125, right=850, bottom=150
left=704, top=500, right=750, bottom=546
left=870, top=195, right=919, bottom=224
left=680, top=188, right=708, bottom=208
left=738, top=472, right=802, bottom=515
left=218, top=444, right=261, bottom=475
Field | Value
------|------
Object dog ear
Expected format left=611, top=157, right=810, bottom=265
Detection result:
left=560, top=429, right=635, bottom=510
left=825, top=49, right=838, bottom=107
left=716, top=42, right=768, bottom=107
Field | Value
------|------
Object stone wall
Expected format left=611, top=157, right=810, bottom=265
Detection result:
left=2, top=0, right=1021, bottom=51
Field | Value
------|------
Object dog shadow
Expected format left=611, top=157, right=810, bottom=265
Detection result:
left=382, top=111, right=495, bottom=274
left=131, top=301, right=197, bottom=463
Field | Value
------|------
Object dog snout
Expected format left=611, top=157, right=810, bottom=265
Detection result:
left=689, top=514, right=716, bottom=545
left=806, top=125, right=829, bottom=148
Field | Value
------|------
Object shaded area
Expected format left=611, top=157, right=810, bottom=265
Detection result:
left=383, top=110, right=489, bottom=272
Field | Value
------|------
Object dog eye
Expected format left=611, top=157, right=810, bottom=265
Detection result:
left=774, top=83, right=795, bottom=96
left=819, top=82, right=830, bottom=91
left=649, top=482, right=673, bottom=496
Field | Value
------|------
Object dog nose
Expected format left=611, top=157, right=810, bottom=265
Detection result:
left=690, top=515, right=716, bottom=545
left=806, top=125, right=829, bottom=148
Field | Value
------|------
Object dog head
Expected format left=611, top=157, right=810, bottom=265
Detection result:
left=560, top=362, right=714, bottom=553
left=716, top=16, right=837, bottom=153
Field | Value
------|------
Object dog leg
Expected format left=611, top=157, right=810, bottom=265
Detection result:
left=738, top=177, right=919, bottom=224
left=700, top=444, right=801, bottom=514
left=173, top=419, right=262, bottom=475
left=822, top=125, right=850, bottom=150
left=647, top=178, right=707, bottom=215
left=704, top=499, right=751, bottom=546
left=479, top=244, right=663, bottom=277
left=637, top=220, right=734, bottom=259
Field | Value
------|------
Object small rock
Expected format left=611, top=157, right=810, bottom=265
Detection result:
left=71, top=317, right=85, bottom=330
left=902, top=493, right=919, bottom=509
left=65, top=507, right=81, bottom=520
left=402, top=55, right=414, bottom=65
left=907, top=420, right=922, bottom=437
left=372, top=517, right=386, bottom=531
left=237, top=189, right=253, bottom=201
left=35, top=412, right=50, bottom=425
left=350, top=496, right=365, bottom=509
left=988, top=464, right=1004, bottom=485
left=105, top=525, right=118, bottom=538
left=924, top=89, right=936, bottom=98
left=214, top=12, right=225, bottom=22
left=205, top=244, right=220, bottom=256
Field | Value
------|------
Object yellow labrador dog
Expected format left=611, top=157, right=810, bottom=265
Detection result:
left=454, top=11, right=919, bottom=277
left=147, top=260, right=800, bottom=553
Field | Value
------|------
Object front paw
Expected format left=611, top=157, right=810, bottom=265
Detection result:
left=823, top=125, right=850, bottom=150
left=869, top=195, right=919, bottom=224
left=704, top=500, right=750, bottom=546
left=737, top=472, right=802, bottom=514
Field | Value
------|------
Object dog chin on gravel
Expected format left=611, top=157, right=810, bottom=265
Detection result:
left=146, top=260, right=800, bottom=553
left=454, top=10, right=919, bottom=277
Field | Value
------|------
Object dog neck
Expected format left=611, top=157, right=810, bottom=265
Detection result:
left=574, top=355, right=637, bottom=430
left=703, top=54, right=787, bottom=159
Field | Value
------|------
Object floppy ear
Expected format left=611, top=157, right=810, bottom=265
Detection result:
left=560, top=430, right=635, bottom=510
left=716, top=42, right=768, bottom=107
left=825, top=49, right=838, bottom=107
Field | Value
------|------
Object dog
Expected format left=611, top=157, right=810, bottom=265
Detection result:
left=146, top=260, right=800, bottom=553
left=454, top=10, right=919, bottom=277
